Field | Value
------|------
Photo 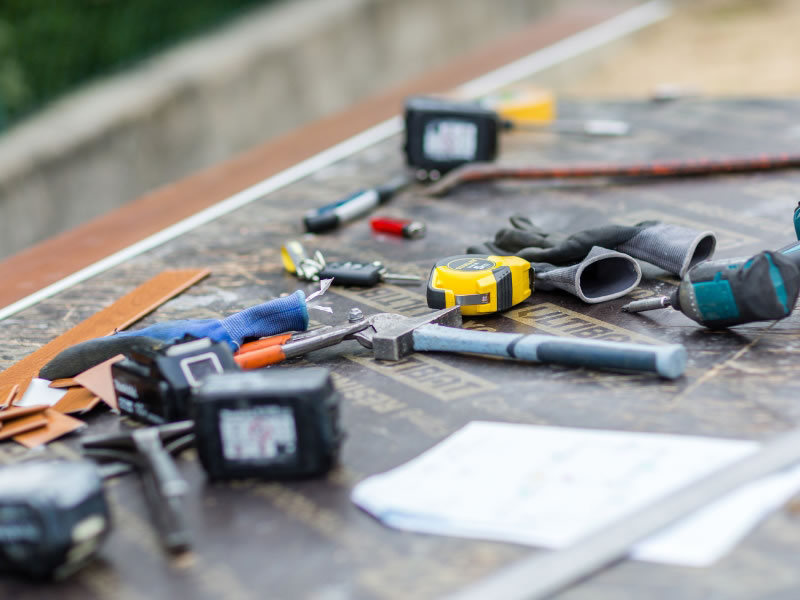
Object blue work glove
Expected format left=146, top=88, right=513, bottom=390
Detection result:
left=40, top=292, right=309, bottom=380
left=113, top=290, right=308, bottom=350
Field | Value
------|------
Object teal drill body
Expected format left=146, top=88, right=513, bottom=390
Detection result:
left=623, top=244, right=800, bottom=328
left=672, top=251, right=798, bottom=328
left=794, top=203, right=800, bottom=240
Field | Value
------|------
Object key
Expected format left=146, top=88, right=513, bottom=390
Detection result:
left=318, top=261, right=422, bottom=287
left=281, top=240, right=326, bottom=281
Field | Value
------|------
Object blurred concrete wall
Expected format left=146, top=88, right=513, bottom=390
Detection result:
left=0, top=0, right=567, bottom=259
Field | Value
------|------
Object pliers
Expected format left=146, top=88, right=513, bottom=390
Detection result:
left=233, top=310, right=384, bottom=369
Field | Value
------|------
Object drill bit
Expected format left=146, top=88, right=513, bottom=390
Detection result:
left=621, top=296, right=673, bottom=313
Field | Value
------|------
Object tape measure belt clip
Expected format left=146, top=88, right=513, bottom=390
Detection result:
left=455, top=293, right=491, bottom=306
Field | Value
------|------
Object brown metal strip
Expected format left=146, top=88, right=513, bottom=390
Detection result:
left=0, top=404, right=47, bottom=422
left=0, top=7, right=631, bottom=310
left=73, top=355, right=124, bottom=411
left=48, top=378, right=78, bottom=389
left=0, top=412, right=49, bottom=440
left=13, top=409, right=86, bottom=448
left=52, top=387, right=102, bottom=415
left=0, top=269, right=210, bottom=396
left=0, top=384, right=18, bottom=409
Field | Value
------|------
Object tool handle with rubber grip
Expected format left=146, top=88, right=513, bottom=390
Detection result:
left=234, top=345, right=286, bottom=369
left=134, top=430, right=191, bottom=551
left=237, top=334, right=293, bottom=355
left=304, top=189, right=380, bottom=233
left=319, top=262, right=383, bottom=286
left=411, top=325, right=686, bottom=379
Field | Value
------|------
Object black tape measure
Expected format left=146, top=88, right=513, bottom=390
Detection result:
left=427, top=255, right=533, bottom=315
left=192, top=367, right=343, bottom=480
left=404, top=96, right=499, bottom=179
left=0, top=460, right=110, bottom=579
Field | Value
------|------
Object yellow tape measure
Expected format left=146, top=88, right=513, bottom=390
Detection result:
left=426, top=255, right=533, bottom=315
left=481, top=85, right=556, bottom=124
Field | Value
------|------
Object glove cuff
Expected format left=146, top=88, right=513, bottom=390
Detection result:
left=221, top=290, right=309, bottom=348
left=617, top=223, right=716, bottom=277
left=535, top=246, right=642, bottom=304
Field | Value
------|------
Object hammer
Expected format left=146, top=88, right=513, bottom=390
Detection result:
left=361, top=307, right=686, bottom=379
left=81, top=421, right=195, bottom=553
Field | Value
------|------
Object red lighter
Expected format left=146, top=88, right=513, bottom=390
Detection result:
left=370, top=216, right=426, bottom=239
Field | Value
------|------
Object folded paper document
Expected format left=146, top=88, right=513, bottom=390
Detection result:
left=352, top=421, right=800, bottom=567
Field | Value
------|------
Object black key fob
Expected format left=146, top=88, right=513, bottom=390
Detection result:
left=319, top=261, right=383, bottom=286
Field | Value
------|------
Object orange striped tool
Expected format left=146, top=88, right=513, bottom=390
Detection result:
left=234, top=334, right=294, bottom=369
left=233, top=317, right=374, bottom=369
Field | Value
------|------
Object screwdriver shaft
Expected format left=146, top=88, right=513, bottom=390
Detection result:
left=621, top=296, right=672, bottom=313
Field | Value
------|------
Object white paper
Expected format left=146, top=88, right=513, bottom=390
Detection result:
left=15, top=378, right=67, bottom=407
left=632, top=463, right=800, bottom=566
left=351, top=421, right=800, bottom=567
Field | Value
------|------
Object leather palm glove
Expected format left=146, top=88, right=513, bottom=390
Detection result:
left=481, top=215, right=716, bottom=277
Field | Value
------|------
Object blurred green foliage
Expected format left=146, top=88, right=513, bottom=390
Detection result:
left=0, top=0, right=272, bottom=129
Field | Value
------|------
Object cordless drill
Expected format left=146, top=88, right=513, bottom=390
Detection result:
left=794, top=202, right=800, bottom=240
left=621, top=243, right=800, bottom=328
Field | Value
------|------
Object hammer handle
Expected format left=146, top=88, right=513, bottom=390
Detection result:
left=411, top=325, right=686, bottom=379
left=133, top=429, right=192, bottom=552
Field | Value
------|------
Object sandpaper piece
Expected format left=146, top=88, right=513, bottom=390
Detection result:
left=0, top=404, right=48, bottom=422
left=15, top=378, right=67, bottom=408
left=0, top=269, right=210, bottom=397
left=53, top=387, right=102, bottom=415
left=0, top=384, right=18, bottom=409
left=73, top=355, right=124, bottom=411
left=13, top=409, right=86, bottom=448
left=49, top=378, right=78, bottom=389
left=0, top=412, right=49, bottom=440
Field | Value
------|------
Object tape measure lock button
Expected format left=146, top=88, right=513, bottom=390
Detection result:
left=427, top=254, right=532, bottom=315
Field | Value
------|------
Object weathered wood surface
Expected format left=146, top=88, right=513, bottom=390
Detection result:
left=2, top=98, right=800, bottom=599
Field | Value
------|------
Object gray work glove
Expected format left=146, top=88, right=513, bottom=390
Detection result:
left=475, top=215, right=716, bottom=277
left=534, top=246, right=642, bottom=303
left=465, top=240, right=642, bottom=303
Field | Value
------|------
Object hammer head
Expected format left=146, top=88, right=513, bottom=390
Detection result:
left=371, top=307, right=462, bottom=361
